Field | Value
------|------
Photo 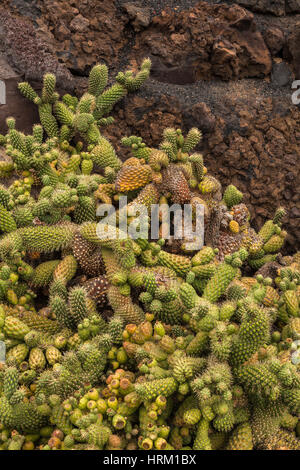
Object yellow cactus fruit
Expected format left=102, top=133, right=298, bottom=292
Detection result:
left=6, top=343, right=29, bottom=364
left=148, top=149, right=169, bottom=171
left=240, top=277, right=257, bottom=289
left=192, top=246, right=217, bottom=266
left=4, top=316, right=30, bottom=340
left=115, top=164, right=152, bottom=192
left=262, top=286, right=280, bottom=307
left=29, top=347, right=46, bottom=370
left=229, top=220, right=240, bottom=234
left=198, top=176, right=221, bottom=194
left=293, top=252, right=300, bottom=265
left=283, top=290, right=299, bottom=317
left=242, top=228, right=264, bottom=255
left=123, top=157, right=143, bottom=167
left=263, top=232, right=286, bottom=254
left=53, top=255, right=78, bottom=284
left=152, top=171, right=163, bottom=184
left=45, top=346, right=62, bottom=365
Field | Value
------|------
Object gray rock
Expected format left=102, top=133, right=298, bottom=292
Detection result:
left=11, top=0, right=41, bottom=19
left=271, top=62, right=293, bottom=87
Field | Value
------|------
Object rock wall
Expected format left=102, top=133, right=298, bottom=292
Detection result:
left=0, top=0, right=299, bottom=252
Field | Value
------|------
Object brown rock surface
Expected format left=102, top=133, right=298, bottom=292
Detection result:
left=286, top=0, right=300, bottom=12
left=206, top=101, right=300, bottom=253
left=287, top=22, right=300, bottom=79
left=237, top=0, right=286, bottom=16
left=134, top=3, right=272, bottom=82
left=0, top=7, right=73, bottom=87
left=263, top=27, right=285, bottom=56
left=122, top=3, right=151, bottom=31
left=0, top=55, right=38, bottom=134
left=32, top=0, right=129, bottom=75
left=234, top=0, right=300, bottom=15
left=0, top=0, right=299, bottom=252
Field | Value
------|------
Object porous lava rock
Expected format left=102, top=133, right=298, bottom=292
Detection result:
left=0, top=0, right=299, bottom=252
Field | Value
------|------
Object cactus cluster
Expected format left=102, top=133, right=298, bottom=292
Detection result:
left=0, top=60, right=299, bottom=451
